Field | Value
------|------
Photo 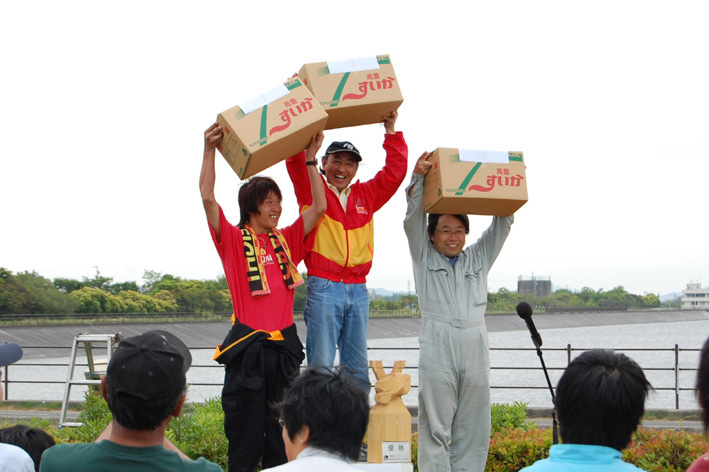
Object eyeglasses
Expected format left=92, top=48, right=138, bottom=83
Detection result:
left=435, top=228, right=466, bottom=237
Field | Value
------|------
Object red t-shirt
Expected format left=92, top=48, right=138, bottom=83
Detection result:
left=209, top=206, right=308, bottom=332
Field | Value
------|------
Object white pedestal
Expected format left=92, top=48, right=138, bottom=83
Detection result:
left=353, top=463, right=414, bottom=472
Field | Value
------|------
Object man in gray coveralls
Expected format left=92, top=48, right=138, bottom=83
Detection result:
left=404, top=152, right=514, bottom=472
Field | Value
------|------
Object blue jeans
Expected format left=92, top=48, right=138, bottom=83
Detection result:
left=303, top=276, right=371, bottom=393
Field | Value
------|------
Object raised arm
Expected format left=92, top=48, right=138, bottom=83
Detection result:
left=299, top=131, right=327, bottom=236
left=383, top=110, right=397, bottom=135
left=200, top=122, right=223, bottom=240
left=404, top=152, right=432, bottom=261
left=365, top=111, right=408, bottom=212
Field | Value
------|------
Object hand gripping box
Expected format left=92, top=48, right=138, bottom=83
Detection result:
left=216, top=77, right=329, bottom=179
left=423, top=148, right=527, bottom=216
left=298, top=54, right=403, bottom=129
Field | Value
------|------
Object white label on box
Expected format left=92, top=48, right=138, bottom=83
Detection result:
left=459, top=149, right=510, bottom=164
left=381, top=442, right=410, bottom=462
left=239, top=84, right=290, bottom=115
left=327, top=56, right=380, bottom=74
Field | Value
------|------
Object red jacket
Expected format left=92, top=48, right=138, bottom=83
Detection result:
left=286, top=132, right=408, bottom=283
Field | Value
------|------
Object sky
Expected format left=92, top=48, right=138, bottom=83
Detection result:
left=2, top=1, right=708, bottom=297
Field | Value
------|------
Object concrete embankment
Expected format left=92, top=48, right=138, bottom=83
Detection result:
left=2, top=309, right=707, bottom=359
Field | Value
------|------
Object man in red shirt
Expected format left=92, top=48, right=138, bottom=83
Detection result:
left=285, top=111, right=408, bottom=393
left=200, top=123, right=326, bottom=472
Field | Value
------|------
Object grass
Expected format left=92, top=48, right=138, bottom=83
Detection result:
left=0, top=400, right=82, bottom=411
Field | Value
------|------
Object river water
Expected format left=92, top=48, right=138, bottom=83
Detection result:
left=6, top=319, right=709, bottom=410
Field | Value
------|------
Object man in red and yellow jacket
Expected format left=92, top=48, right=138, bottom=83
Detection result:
left=285, top=111, right=408, bottom=392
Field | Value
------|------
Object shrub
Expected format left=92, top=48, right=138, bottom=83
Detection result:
left=49, top=395, right=709, bottom=472
left=55, top=389, right=112, bottom=444
left=623, top=427, right=706, bottom=471
left=491, top=402, right=535, bottom=433
left=486, top=427, right=552, bottom=472
left=168, top=397, right=228, bottom=469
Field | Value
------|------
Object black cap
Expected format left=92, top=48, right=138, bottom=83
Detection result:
left=107, top=330, right=192, bottom=406
left=324, top=141, right=362, bottom=162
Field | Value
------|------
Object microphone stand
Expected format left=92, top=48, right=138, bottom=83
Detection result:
left=532, top=340, right=558, bottom=445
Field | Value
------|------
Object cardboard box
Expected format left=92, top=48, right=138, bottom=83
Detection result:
left=423, top=148, right=527, bottom=216
left=298, top=55, right=403, bottom=129
left=216, top=77, right=328, bottom=179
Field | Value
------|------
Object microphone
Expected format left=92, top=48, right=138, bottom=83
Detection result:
left=516, top=302, right=542, bottom=348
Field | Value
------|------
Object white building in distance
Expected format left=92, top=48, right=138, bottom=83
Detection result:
left=681, top=282, right=709, bottom=310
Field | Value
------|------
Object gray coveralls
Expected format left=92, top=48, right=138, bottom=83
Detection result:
left=404, top=174, right=513, bottom=472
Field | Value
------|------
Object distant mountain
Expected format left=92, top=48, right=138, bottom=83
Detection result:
left=369, top=287, right=410, bottom=298
left=660, top=292, right=682, bottom=302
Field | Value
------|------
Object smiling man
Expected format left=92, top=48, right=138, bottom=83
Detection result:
left=285, top=111, right=408, bottom=394
left=200, top=123, right=326, bottom=472
left=404, top=152, right=514, bottom=472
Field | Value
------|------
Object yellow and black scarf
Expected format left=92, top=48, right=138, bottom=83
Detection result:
left=241, top=224, right=303, bottom=296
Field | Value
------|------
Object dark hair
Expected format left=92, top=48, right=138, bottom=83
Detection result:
left=237, top=176, right=282, bottom=228
left=696, top=337, right=709, bottom=430
left=106, top=386, right=184, bottom=431
left=276, top=366, right=369, bottom=461
left=427, top=214, right=470, bottom=237
left=0, top=424, right=56, bottom=472
left=556, top=349, right=652, bottom=451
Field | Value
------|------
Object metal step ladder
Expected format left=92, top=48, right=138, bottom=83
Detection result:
left=59, top=333, right=122, bottom=427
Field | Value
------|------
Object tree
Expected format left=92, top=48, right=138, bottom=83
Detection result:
left=488, top=287, right=535, bottom=312
left=641, top=293, right=661, bottom=308
left=0, top=268, right=23, bottom=314
left=145, top=274, right=232, bottom=312
left=153, top=290, right=179, bottom=312
left=1, top=270, right=76, bottom=314
left=53, top=277, right=84, bottom=293
left=142, top=270, right=163, bottom=293
left=81, top=268, right=113, bottom=291
left=108, top=281, right=140, bottom=294
left=70, top=287, right=126, bottom=313
left=293, top=273, right=307, bottom=312
left=543, top=289, right=586, bottom=308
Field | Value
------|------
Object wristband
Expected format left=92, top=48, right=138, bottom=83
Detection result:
left=305, top=160, right=318, bottom=166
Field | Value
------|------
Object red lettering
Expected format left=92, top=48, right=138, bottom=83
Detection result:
left=468, top=172, right=525, bottom=192
left=381, top=76, right=395, bottom=89
left=269, top=98, right=316, bottom=136
left=295, top=97, right=313, bottom=114
left=342, top=77, right=396, bottom=101
left=269, top=109, right=295, bottom=136
left=343, top=81, right=370, bottom=101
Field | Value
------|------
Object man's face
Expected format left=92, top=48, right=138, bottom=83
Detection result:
left=430, top=214, right=467, bottom=257
left=322, top=152, right=359, bottom=192
left=249, top=190, right=282, bottom=233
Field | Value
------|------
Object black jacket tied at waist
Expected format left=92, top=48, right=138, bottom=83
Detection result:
left=213, top=322, right=304, bottom=391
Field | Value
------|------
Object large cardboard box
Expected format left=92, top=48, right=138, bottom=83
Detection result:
left=423, top=148, right=527, bottom=216
left=298, top=55, right=403, bottom=129
left=217, top=77, right=328, bottom=179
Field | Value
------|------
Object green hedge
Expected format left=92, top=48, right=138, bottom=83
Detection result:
left=48, top=392, right=707, bottom=472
